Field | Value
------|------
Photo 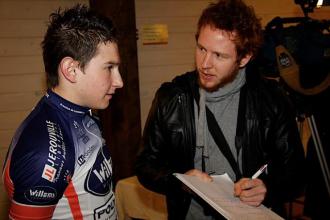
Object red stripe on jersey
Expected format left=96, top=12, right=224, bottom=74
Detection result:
left=3, top=158, right=14, bottom=199
left=64, top=181, right=83, bottom=220
left=10, top=201, right=55, bottom=220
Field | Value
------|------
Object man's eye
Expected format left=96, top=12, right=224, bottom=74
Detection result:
left=215, top=53, right=221, bottom=58
left=198, top=46, right=206, bottom=53
left=214, top=53, right=228, bottom=59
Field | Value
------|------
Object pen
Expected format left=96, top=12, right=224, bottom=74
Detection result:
left=252, top=164, right=268, bottom=179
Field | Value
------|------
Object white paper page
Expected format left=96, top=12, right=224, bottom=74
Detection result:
left=174, top=173, right=284, bottom=220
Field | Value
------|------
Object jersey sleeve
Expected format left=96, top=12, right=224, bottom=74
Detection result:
left=4, top=116, right=75, bottom=219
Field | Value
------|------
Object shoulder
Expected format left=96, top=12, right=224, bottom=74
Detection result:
left=7, top=99, right=75, bottom=204
left=154, top=71, right=197, bottom=104
left=14, top=99, right=70, bottom=152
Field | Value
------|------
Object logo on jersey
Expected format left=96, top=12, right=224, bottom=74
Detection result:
left=94, top=194, right=116, bottom=220
left=42, top=120, right=66, bottom=183
left=42, top=164, right=57, bottom=182
left=25, top=186, right=57, bottom=204
left=74, top=119, right=100, bottom=167
left=77, top=145, right=96, bottom=166
left=85, top=147, right=112, bottom=196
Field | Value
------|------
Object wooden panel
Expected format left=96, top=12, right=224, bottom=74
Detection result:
left=135, top=0, right=209, bottom=18
left=0, top=92, right=44, bottom=112
left=136, top=16, right=198, bottom=33
left=0, top=56, right=44, bottom=76
left=137, top=32, right=195, bottom=51
left=0, top=129, right=15, bottom=149
left=0, top=0, right=88, bottom=19
left=139, top=64, right=194, bottom=88
left=0, top=20, right=46, bottom=38
left=0, top=74, right=45, bottom=94
left=246, top=0, right=302, bottom=15
left=0, top=38, right=42, bottom=57
left=0, top=111, right=30, bottom=130
left=309, top=9, right=330, bottom=20
left=138, top=49, right=194, bottom=67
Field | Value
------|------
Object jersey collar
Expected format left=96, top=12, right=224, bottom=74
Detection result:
left=45, top=89, right=90, bottom=115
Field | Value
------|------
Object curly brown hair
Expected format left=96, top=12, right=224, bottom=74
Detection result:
left=196, top=0, right=263, bottom=62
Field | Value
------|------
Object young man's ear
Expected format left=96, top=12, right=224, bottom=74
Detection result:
left=59, top=57, right=78, bottom=83
left=239, top=53, right=252, bottom=68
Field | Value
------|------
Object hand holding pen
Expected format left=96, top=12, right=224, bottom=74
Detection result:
left=234, top=164, right=268, bottom=207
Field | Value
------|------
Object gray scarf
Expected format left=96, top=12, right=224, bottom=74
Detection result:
left=195, top=68, right=246, bottom=177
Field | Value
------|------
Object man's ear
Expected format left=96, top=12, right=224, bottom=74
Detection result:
left=59, top=57, right=78, bottom=83
left=239, top=53, right=252, bottom=68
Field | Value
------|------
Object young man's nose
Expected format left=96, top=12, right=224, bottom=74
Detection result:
left=113, top=71, right=124, bottom=88
left=202, top=53, right=212, bottom=69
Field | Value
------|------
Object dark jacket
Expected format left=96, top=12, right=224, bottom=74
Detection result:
left=135, top=68, right=305, bottom=219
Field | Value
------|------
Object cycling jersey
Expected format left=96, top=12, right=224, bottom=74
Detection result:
left=2, top=90, right=116, bottom=220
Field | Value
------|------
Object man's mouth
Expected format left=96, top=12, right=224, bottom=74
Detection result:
left=200, top=71, right=214, bottom=81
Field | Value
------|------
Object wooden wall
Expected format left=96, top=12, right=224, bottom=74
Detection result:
left=0, top=0, right=88, bottom=218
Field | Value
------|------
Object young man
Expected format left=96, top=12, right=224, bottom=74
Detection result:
left=2, top=4, right=123, bottom=219
left=135, top=0, right=305, bottom=219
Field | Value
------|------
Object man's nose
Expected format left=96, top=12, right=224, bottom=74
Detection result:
left=201, top=53, right=212, bottom=69
left=113, top=71, right=124, bottom=89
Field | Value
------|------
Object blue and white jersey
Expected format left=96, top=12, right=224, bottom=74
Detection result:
left=2, top=90, right=116, bottom=220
